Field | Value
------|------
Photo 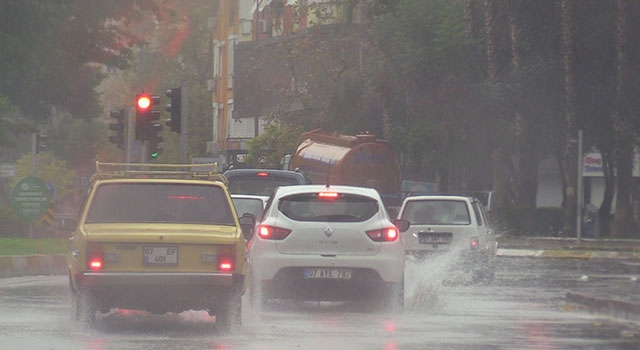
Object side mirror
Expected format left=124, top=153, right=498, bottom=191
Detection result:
left=239, top=213, right=256, bottom=240
left=393, top=219, right=410, bottom=232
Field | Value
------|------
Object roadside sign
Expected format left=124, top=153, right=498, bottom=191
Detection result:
left=10, top=176, right=52, bottom=221
left=0, top=163, right=16, bottom=177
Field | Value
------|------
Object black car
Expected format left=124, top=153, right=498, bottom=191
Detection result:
left=223, top=169, right=311, bottom=196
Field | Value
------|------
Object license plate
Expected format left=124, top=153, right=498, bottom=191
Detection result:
left=304, top=268, right=351, bottom=279
left=418, top=232, right=452, bottom=245
left=143, top=246, right=178, bottom=265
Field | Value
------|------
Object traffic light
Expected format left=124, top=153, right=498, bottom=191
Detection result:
left=135, top=92, right=161, bottom=141
left=108, top=108, right=126, bottom=149
left=165, top=87, right=182, bottom=133
left=148, top=124, right=163, bottom=159
left=36, top=133, right=47, bottom=153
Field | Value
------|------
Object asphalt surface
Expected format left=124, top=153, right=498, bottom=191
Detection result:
left=2, top=235, right=640, bottom=323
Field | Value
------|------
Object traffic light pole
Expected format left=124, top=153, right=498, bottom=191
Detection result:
left=126, top=107, right=134, bottom=163
left=180, top=84, right=188, bottom=163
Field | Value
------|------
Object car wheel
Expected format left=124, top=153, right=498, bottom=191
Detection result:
left=214, top=289, right=242, bottom=334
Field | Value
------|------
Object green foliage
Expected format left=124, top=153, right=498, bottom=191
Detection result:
left=245, top=123, right=305, bottom=169
left=47, top=113, right=105, bottom=164
left=0, top=0, right=159, bottom=121
left=0, top=237, right=67, bottom=255
left=9, top=153, right=76, bottom=210
left=0, top=206, right=28, bottom=237
left=0, top=95, right=31, bottom=148
left=499, top=207, right=564, bottom=237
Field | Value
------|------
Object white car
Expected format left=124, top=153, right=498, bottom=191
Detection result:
left=248, top=185, right=407, bottom=311
left=396, top=194, right=496, bottom=281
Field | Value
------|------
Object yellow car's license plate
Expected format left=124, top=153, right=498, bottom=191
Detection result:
left=143, top=246, right=178, bottom=265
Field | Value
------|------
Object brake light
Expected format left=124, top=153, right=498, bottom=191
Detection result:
left=470, top=237, right=479, bottom=249
left=318, top=192, right=339, bottom=199
left=86, top=245, right=104, bottom=271
left=217, top=255, right=234, bottom=272
left=366, top=227, right=399, bottom=242
left=89, top=259, right=103, bottom=270
left=257, top=172, right=269, bottom=177
left=257, top=225, right=292, bottom=240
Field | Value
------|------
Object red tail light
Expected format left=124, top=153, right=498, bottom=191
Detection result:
left=366, top=227, right=399, bottom=242
left=87, top=245, right=104, bottom=271
left=257, top=225, right=291, bottom=240
left=217, top=255, right=234, bottom=272
left=470, top=237, right=479, bottom=249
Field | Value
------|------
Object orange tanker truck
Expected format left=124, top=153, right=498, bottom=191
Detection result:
left=288, top=129, right=402, bottom=206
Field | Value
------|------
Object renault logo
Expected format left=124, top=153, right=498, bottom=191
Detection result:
left=324, top=226, right=334, bottom=237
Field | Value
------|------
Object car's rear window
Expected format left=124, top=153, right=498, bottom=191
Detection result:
left=227, top=176, right=299, bottom=196
left=232, top=197, right=265, bottom=219
left=402, top=199, right=470, bottom=225
left=278, top=193, right=379, bottom=222
left=86, top=183, right=235, bottom=225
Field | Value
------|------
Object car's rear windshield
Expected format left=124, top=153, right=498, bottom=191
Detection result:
left=231, top=197, right=264, bottom=219
left=85, top=183, right=235, bottom=225
left=401, top=199, right=470, bottom=225
left=278, top=193, right=379, bottom=222
left=227, top=176, right=300, bottom=196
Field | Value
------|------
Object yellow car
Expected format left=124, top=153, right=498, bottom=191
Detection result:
left=66, top=162, right=253, bottom=331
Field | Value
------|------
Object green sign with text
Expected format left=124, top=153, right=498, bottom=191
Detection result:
left=11, top=176, right=52, bottom=221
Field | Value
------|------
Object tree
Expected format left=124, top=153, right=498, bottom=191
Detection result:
left=9, top=153, right=76, bottom=212
left=245, top=123, right=304, bottom=169
left=0, top=0, right=160, bottom=122
left=610, top=0, right=637, bottom=237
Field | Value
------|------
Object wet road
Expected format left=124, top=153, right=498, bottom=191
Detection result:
left=1, top=257, right=640, bottom=349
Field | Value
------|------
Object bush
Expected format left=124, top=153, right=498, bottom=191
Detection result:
left=497, top=207, right=564, bottom=237
left=0, top=206, right=28, bottom=237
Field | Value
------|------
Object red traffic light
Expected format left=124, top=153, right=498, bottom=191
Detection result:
left=137, top=95, right=152, bottom=111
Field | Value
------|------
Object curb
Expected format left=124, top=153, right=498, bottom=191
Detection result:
left=567, top=291, right=640, bottom=322
left=0, top=255, right=66, bottom=278
left=497, top=248, right=640, bottom=260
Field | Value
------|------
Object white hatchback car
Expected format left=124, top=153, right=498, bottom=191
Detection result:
left=396, top=194, right=496, bottom=281
left=248, top=185, right=407, bottom=311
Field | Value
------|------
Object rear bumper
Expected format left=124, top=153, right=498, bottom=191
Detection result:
left=73, top=272, right=244, bottom=314
left=78, top=271, right=234, bottom=287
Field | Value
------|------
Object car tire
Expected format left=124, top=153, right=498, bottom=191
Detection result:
left=214, top=288, right=242, bottom=333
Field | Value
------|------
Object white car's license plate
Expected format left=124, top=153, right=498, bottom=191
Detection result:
left=143, top=246, right=178, bottom=265
left=304, top=268, right=351, bottom=279
left=419, top=232, right=452, bottom=245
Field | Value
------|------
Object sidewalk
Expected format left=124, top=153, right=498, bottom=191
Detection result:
left=497, top=235, right=640, bottom=260
left=497, top=235, right=640, bottom=323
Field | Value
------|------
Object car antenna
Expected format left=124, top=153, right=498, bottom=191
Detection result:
left=325, top=163, right=331, bottom=189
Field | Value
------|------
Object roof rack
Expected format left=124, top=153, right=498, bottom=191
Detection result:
left=91, top=162, right=227, bottom=185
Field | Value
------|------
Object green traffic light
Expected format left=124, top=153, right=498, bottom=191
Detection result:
left=151, top=152, right=159, bottom=158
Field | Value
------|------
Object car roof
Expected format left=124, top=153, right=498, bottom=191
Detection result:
left=273, top=184, right=381, bottom=198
